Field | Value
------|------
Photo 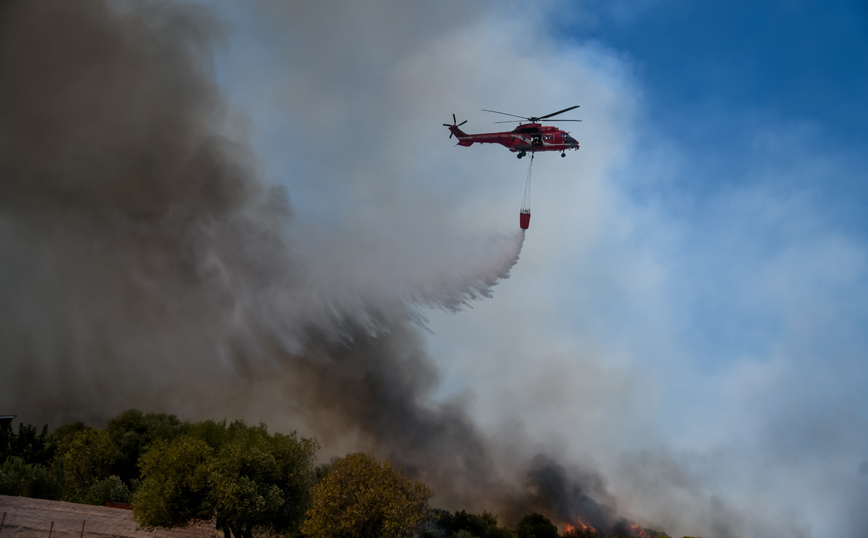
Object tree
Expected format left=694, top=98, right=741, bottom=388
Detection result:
left=106, top=408, right=187, bottom=485
left=0, top=421, right=66, bottom=501
left=302, top=452, right=432, bottom=538
left=206, top=422, right=318, bottom=538
left=429, top=509, right=513, bottom=538
left=516, top=513, right=559, bottom=538
left=449, top=510, right=491, bottom=538
left=134, top=421, right=318, bottom=538
left=56, top=426, right=120, bottom=502
left=1, top=423, right=56, bottom=466
left=134, top=435, right=214, bottom=528
left=483, top=512, right=515, bottom=538
left=58, top=427, right=118, bottom=483
left=0, top=456, right=66, bottom=500
left=81, top=474, right=132, bottom=505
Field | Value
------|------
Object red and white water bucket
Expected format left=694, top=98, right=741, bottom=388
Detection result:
left=519, top=210, right=531, bottom=230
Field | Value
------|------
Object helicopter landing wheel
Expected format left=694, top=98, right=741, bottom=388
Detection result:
left=561, top=152, right=566, bottom=158
left=517, top=151, right=526, bottom=159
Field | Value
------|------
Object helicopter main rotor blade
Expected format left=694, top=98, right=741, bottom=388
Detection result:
left=538, top=105, right=580, bottom=120
left=482, top=109, right=528, bottom=120
left=494, top=119, right=582, bottom=124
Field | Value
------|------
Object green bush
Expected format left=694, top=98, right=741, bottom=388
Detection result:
left=0, top=457, right=65, bottom=500
left=83, top=475, right=132, bottom=505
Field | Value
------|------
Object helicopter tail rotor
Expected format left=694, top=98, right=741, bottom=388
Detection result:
left=443, top=113, right=468, bottom=138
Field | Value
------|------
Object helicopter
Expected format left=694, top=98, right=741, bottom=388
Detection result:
left=444, top=106, right=581, bottom=158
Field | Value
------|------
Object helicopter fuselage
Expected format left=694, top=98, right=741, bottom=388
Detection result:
left=447, top=123, right=579, bottom=157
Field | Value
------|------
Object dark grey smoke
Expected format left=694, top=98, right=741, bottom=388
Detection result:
left=522, top=455, right=618, bottom=531
left=0, top=0, right=299, bottom=424
left=0, top=0, right=630, bottom=532
left=256, top=324, right=635, bottom=531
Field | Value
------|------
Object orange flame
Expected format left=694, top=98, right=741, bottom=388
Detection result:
left=563, top=517, right=597, bottom=536
left=631, top=523, right=651, bottom=538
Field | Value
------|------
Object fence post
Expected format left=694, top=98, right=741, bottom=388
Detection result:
left=48, top=521, right=54, bottom=538
left=80, top=519, right=86, bottom=538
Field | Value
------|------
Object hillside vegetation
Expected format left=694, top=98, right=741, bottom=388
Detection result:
left=0, top=410, right=678, bottom=538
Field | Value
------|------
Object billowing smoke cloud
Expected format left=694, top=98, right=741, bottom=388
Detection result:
left=0, top=0, right=308, bottom=419
left=0, top=0, right=632, bottom=532
left=0, top=0, right=522, bottom=412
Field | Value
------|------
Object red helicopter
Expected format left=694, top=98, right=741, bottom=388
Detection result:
left=444, top=106, right=581, bottom=159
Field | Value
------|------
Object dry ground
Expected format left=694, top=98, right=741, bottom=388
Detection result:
left=0, top=495, right=217, bottom=538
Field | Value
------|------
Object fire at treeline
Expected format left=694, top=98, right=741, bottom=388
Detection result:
left=0, top=411, right=688, bottom=538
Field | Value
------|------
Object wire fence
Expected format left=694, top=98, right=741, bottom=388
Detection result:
left=0, top=496, right=218, bottom=538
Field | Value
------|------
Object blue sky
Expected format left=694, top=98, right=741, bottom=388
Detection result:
left=564, top=0, right=868, bottom=213
left=567, top=1, right=868, bottom=139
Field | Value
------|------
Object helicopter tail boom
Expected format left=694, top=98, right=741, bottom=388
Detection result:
left=447, top=124, right=472, bottom=144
